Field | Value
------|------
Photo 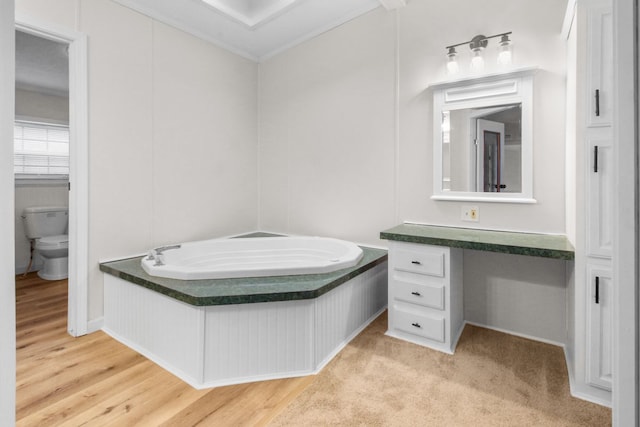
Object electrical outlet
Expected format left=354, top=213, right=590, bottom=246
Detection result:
left=462, top=206, right=479, bottom=222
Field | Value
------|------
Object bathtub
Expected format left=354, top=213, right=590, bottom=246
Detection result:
left=141, top=236, right=364, bottom=280
left=101, top=235, right=388, bottom=389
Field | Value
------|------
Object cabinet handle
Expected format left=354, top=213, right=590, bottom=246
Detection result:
left=411, top=291, right=421, bottom=296
left=411, top=260, right=422, bottom=265
left=595, top=276, right=600, bottom=304
left=594, top=146, right=599, bottom=173
left=595, top=89, right=600, bottom=117
left=411, top=322, right=421, bottom=328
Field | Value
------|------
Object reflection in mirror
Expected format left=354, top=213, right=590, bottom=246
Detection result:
left=432, top=69, right=534, bottom=203
left=442, top=104, right=522, bottom=193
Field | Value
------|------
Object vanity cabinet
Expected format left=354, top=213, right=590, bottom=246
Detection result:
left=386, top=241, right=463, bottom=354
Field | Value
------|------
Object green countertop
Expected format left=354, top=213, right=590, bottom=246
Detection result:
left=380, top=223, right=574, bottom=260
left=100, top=242, right=387, bottom=307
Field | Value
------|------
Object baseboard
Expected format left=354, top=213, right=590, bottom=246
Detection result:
left=102, top=326, right=203, bottom=388
left=463, top=321, right=566, bottom=348
left=563, top=345, right=612, bottom=408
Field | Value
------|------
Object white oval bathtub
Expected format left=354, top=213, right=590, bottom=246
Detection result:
left=140, top=236, right=364, bottom=280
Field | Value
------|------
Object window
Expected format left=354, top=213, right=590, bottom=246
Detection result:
left=14, top=120, right=69, bottom=180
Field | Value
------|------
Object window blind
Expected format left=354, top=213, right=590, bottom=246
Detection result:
left=14, top=121, right=69, bottom=178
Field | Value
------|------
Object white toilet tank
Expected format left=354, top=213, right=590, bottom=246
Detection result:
left=22, top=206, right=68, bottom=239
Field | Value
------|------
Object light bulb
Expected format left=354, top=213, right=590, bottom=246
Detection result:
left=470, top=49, right=484, bottom=72
left=447, top=57, right=459, bottom=75
left=497, top=34, right=512, bottom=66
left=446, top=47, right=459, bottom=75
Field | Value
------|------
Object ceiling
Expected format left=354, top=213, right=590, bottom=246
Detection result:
left=113, top=0, right=402, bottom=61
left=15, top=0, right=404, bottom=97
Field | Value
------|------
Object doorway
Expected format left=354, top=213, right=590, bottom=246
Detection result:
left=15, top=30, right=70, bottom=276
left=15, top=18, right=89, bottom=337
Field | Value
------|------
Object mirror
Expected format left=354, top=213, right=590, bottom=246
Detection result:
left=432, top=69, right=535, bottom=203
left=442, top=104, right=521, bottom=193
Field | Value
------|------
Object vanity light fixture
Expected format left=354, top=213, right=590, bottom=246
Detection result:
left=446, top=47, right=459, bottom=75
left=497, top=33, right=513, bottom=66
left=445, top=32, right=512, bottom=74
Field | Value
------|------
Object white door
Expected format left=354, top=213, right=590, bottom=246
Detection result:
left=587, top=264, right=613, bottom=391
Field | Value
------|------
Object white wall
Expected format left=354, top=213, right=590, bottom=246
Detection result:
left=464, top=251, right=567, bottom=344
left=16, top=0, right=259, bottom=321
left=258, top=0, right=570, bottom=343
left=397, top=0, right=568, bottom=233
left=0, top=0, right=16, bottom=424
left=259, top=0, right=568, bottom=247
left=258, top=7, right=397, bottom=246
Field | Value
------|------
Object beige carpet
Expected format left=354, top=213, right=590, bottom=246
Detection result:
left=270, top=311, right=611, bottom=426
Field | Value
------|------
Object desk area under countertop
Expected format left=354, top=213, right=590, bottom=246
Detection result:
left=380, top=223, right=574, bottom=355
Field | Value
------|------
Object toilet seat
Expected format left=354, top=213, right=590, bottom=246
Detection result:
left=37, top=234, right=69, bottom=250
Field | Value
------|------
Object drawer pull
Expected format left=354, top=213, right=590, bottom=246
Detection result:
left=411, top=291, right=421, bottom=296
left=411, top=322, right=422, bottom=328
left=411, top=260, right=422, bottom=265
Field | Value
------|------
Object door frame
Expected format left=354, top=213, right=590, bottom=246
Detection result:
left=16, top=15, right=89, bottom=337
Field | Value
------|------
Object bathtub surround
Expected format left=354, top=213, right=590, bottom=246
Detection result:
left=100, top=245, right=387, bottom=305
left=101, top=245, right=388, bottom=388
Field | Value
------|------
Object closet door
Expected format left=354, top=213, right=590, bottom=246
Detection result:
left=586, top=4, right=613, bottom=128
left=586, top=264, right=613, bottom=391
left=586, top=134, right=613, bottom=258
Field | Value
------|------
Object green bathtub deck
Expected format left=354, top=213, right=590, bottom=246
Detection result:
left=380, top=223, right=574, bottom=260
left=100, top=235, right=387, bottom=306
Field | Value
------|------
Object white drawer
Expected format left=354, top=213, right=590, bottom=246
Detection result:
left=391, top=307, right=445, bottom=343
left=393, top=279, right=445, bottom=310
left=393, top=247, right=445, bottom=277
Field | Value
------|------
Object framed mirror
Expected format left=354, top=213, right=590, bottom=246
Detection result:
left=432, top=68, right=535, bottom=203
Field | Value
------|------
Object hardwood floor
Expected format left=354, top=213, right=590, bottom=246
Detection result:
left=15, top=273, right=313, bottom=426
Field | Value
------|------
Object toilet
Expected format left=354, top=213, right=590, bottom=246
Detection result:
left=22, top=206, right=69, bottom=280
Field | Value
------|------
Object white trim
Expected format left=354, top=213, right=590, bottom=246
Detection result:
left=564, top=347, right=613, bottom=408
left=612, top=0, right=639, bottom=424
left=463, top=321, right=566, bottom=349
left=112, top=0, right=259, bottom=62
left=257, top=2, right=380, bottom=62
left=561, top=0, right=577, bottom=40
left=428, top=66, right=538, bottom=91
left=16, top=15, right=90, bottom=338
left=0, top=1, right=16, bottom=424
left=432, top=69, right=535, bottom=203
left=201, top=0, right=305, bottom=30
left=431, top=195, right=536, bottom=204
